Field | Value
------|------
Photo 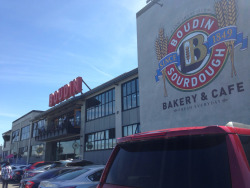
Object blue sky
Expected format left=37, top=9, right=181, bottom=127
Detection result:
left=0, top=0, right=146, bottom=145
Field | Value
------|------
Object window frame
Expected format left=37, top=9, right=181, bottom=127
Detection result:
left=85, top=128, right=116, bottom=151
left=12, top=130, right=20, bottom=143
left=86, top=88, right=115, bottom=122
left=122, top=123, right=141, bottom=137
left=122, top=78, right=139, bottom=111
left=21, top=125, right=30, bottom=140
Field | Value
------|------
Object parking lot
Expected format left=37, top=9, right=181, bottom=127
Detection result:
left=0, top=180, right=19, bottom=188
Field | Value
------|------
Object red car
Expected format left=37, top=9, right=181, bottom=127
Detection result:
left=98, top=122, right=250, bottom=188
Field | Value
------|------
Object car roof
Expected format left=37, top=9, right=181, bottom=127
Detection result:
left=83, top=165, right=105, bottom=170
left=117, top=122, right=250, bottom=144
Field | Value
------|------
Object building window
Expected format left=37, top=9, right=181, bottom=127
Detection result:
left=122, top=78, right=139, bottom=111
left=50, top=109, right=81, bottom=131
left=3, top=151, right=8, bottom=159
left=19, top=146, right=28, bottom=157
left=85, top=129, right=116, bottom=151
left=86, top=89, right=115, bottom=122
left=12, top=130, right=20, bottom=143
left=21, top=125, right=30, bottom=140
left=33, top=119, right=46, bottom=137
left=123, top=124, right=141, bottom=137
left=30, top=144, right=44, bottom=158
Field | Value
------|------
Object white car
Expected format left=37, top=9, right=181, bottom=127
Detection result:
left=39, top=165, right=104, bottom=188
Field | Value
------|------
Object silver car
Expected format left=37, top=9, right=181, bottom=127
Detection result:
left=38, top=165, right=104, bottom=188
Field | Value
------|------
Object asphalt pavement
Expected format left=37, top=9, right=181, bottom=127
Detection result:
left=0, top=180, right=19, bottom=188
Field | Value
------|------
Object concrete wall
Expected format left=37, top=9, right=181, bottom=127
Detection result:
left=137, top=0, right=250, bottom=131
left=85, top=115, right=116, bottom=134
left=122, top=107, right=140, bottom=126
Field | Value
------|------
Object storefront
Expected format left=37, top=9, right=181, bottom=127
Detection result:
left=56, top=139, right=80, bottom=160
left=33, top=95, right=84, bottom=162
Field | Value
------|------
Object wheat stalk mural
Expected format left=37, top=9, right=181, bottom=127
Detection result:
left=215, top=0, right=237, bottom=77
left=155, top=28, right=168, bottom=96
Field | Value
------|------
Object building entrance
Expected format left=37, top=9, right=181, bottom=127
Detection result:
left=56, top=139, right=80, bottom=160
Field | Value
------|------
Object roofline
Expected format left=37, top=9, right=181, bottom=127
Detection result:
left=32, top=68, right=138, bottom=121
left=79, top=68, right=138, bottom=100
left=136, top=0, right=159, bottom=18
left=2, top=130, right=11, bottom=135
left=13, top=110, right=44, bottom=124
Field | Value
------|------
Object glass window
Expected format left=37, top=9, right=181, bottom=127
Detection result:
left=56, top=140, right=80, bottom=160
left=85, top=129, right=116, bottom=151
left=19, top=146, right=28, bottom=157
left=86, top=89, right=115, bottom=122
left=122, top=78, right=139, bottom=111
left=33, top=119, right=46, bottom=137
left=239, top=135, right=250, bottom=167
left=12, top=130, right=20, bottom=143
left=106, top=135, right=231, bottom=188
left=30, top=144, right=44, bottom=158
left=122, top=124, right=140, bottom=137
left=21, top=125, right=30, bottom=140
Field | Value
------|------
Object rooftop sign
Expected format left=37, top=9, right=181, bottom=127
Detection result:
left=49, top=77, right=82, bottom=107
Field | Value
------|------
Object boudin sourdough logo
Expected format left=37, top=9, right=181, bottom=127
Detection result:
left=155, top=0, right=248, bottom=96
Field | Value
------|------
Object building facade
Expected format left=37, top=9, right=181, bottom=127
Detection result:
left=32, top=69, right=139, bottom=164
left=10, top=111, right=44, bottom=164
left=2, top=130, right=11, bottom=161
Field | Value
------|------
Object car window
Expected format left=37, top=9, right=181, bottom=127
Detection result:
left=55, top=169, right=89, bottom=180
left=106, top=135, right=231, bottom=188
left=88, top=170, right=103, bottom=182
left=239, top=135, right=250, bottom=167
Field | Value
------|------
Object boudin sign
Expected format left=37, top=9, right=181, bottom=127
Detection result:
left=137, top=0, right=250, bottom=131
left=49, top=77, right=82, bottom=107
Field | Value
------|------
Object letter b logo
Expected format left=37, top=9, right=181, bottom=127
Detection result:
left=180, top=34, right=207, bottom=73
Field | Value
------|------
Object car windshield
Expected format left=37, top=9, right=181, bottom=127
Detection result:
left=106, top=135, right=231, bottom=188
left=54, top=168, right=89, bottom=180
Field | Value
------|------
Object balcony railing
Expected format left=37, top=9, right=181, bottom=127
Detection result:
left=35, top=122, right=80, bottom=141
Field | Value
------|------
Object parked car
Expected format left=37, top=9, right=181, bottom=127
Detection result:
left=24, top=161, right=54, bottom=172
left=22, top=164, right=53, bottom=179
left=20, top=167, right=83, bottom=188
left=39, top=165, right=104, bottom=188
left=11, top=165, right=28, bottom=182
left=66, top=159, right=94, bottom=167
left=48, top=160, right=72, bottom=169
left=98, top=122, right=250, bottom=188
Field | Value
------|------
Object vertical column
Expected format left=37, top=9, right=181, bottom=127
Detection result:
left=115, top=84, right=122, bottom=139
left=80, top=102, right=86, bottom=160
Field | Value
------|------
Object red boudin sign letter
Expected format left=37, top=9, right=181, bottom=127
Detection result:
left=49, top=77, right=82, bottom=107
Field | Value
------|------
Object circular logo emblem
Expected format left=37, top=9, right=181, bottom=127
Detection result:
left=36, top=147, right=43, bottom=154
left=165, top=15, right=228, bottom=91
left=72, top=141, right=79, bottom=150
